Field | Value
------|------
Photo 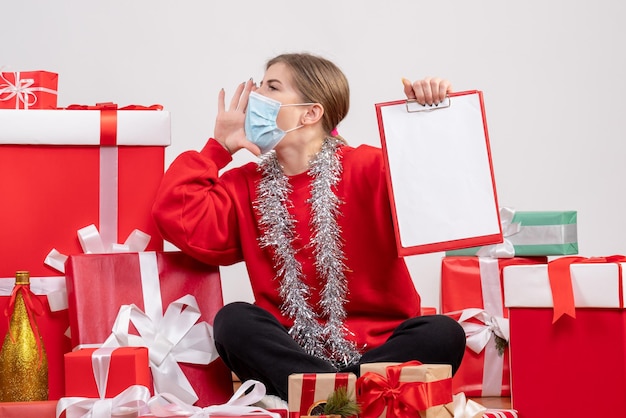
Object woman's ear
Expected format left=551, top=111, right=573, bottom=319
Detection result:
left=302, top=103, right=324, bottom=125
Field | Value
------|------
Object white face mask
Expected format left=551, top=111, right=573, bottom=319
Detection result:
left=244, top=91, right=314, bottom=154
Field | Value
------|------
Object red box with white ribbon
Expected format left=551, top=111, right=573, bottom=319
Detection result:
left=440, top=255, right=546, bottom=397
left=0, top=70, right=58, bottom=109
left=503, top=256, right=626, bottom=418
left=0, top=104, right=169, bottom=277
left=64, top=346, right=152, bottom=398
left=64, top=251, right=234, bottom=407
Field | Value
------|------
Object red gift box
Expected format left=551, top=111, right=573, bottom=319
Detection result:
left=0, top=276, right=70, bottom=400
left=0, top=400, right=57, bottom=418
left=0, top=70, right=58, bottom=109
left=64, top=347, right=152, bottom=398
left=503, top=257, right=626, bottom=418
left=65, top=251, right=234, bottom=407
left=440, top=256, right=546, bottom=397
left=0, top=104, right=169, bottom=278
left=288, top=373, right=356, bottom=418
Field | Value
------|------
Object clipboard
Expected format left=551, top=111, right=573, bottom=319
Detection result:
left=376, top=90, right=502, bottom=256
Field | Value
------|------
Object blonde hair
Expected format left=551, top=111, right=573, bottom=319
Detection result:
left=266, top=53, right=349, bottom=141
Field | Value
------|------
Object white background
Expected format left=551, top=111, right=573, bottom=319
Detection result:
left=4, top=0, right=625, bottom=310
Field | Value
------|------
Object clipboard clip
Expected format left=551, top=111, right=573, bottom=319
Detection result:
left=405, top=97, right=451, bottom=113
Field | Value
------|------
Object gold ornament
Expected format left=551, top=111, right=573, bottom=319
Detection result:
left=0, top=271, right=48, bottom=402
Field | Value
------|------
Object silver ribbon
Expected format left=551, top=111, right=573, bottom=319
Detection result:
left=476, top=207, right=521, bottom=258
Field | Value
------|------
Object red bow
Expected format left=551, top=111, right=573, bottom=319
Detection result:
left=549, top=255, right=626, bottom=323
left=356, top=361, right=452, bottom=418
left=4, top=284, right=46, bottom=365
left=63, top=102, right=164, bottom=146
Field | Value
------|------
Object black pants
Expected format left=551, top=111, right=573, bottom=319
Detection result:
left=213, top=301, right=466, bottom=400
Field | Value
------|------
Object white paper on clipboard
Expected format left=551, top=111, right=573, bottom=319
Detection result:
left=376, top=90, right=502, bottom=256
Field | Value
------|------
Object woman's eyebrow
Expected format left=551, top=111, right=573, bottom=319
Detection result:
left=261, top=79, right=282, bottom=87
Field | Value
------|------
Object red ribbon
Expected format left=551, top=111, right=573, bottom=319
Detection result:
left=356, top=361, right=452, bottom=418
left=548, top=255, right=626, bottom=323
left=62, top=103, right=163, bottom=146
left=4, top=284, right=46, bottom=365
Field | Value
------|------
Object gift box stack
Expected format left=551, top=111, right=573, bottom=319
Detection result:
left=441, top=207, right=582, bottom=415
left=0, top=69, right=234, bottom=417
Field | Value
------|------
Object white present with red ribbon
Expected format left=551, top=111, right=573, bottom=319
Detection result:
left=0, top=103, right=168, bottom=277
left=65, top=251, right=234, bottom=407
left=503, top=256, right=626, bottom=418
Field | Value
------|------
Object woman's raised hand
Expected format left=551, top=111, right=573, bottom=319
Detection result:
left=402, top=77, right=452, bottom=106
left=214, top=79, right=261, bottom=156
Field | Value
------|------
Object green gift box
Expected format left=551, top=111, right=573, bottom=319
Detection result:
left=446, top=209, right=578, bottom=257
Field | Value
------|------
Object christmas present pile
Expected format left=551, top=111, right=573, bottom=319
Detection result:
left=440, top=207, right=577, bottom=398
left=0, top=69, right=238, bottom=416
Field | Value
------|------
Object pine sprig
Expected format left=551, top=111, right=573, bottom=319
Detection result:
left=322, top=386, right=360, bottom=417
left=494, top=335, right=508, bottom=356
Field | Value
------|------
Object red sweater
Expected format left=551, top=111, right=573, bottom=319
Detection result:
left=152, top=139, right=421, bottom=351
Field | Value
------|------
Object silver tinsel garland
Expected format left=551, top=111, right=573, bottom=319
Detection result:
left=255, top=137, right=362, bottom=369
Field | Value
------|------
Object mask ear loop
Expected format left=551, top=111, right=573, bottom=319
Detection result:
left=280, top=102, right=317, bottom=134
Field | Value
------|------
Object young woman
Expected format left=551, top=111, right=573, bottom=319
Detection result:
left=152, top=53, right=466, bottom=402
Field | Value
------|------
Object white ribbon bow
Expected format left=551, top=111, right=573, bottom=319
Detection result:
left=451, top=392, right=487, bottom=418
left=102, top=294, right=218, bottom=405
left=0, top=71, right=57, bottom=109
left=55, top=384, right=151, bottom=418
left=45, top=224, right=151, bottom=273
left=147, top=379, right=281, bottom=418
left=476, top=207, right=521, bottom=258
left=456, top=308, right=509, bottom=354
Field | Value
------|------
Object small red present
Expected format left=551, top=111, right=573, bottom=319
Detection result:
left=357, top=361, right=453, bottom=418
left=288, top=372, right=356, bottom=418
left=440, top=255, right=546, bottom=396
left=0, top=400, right=57, bottom=418
left=0, top=103, right=169, bottom=277
left=65, top=251, right=234, bottom=407
left=0, top=276, right=70, bottom=400
left=64, top=347, right=152, bottom=398
left=0, top=70, right=58, bottom=109
left=503, top=256, right=626, bottom=418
